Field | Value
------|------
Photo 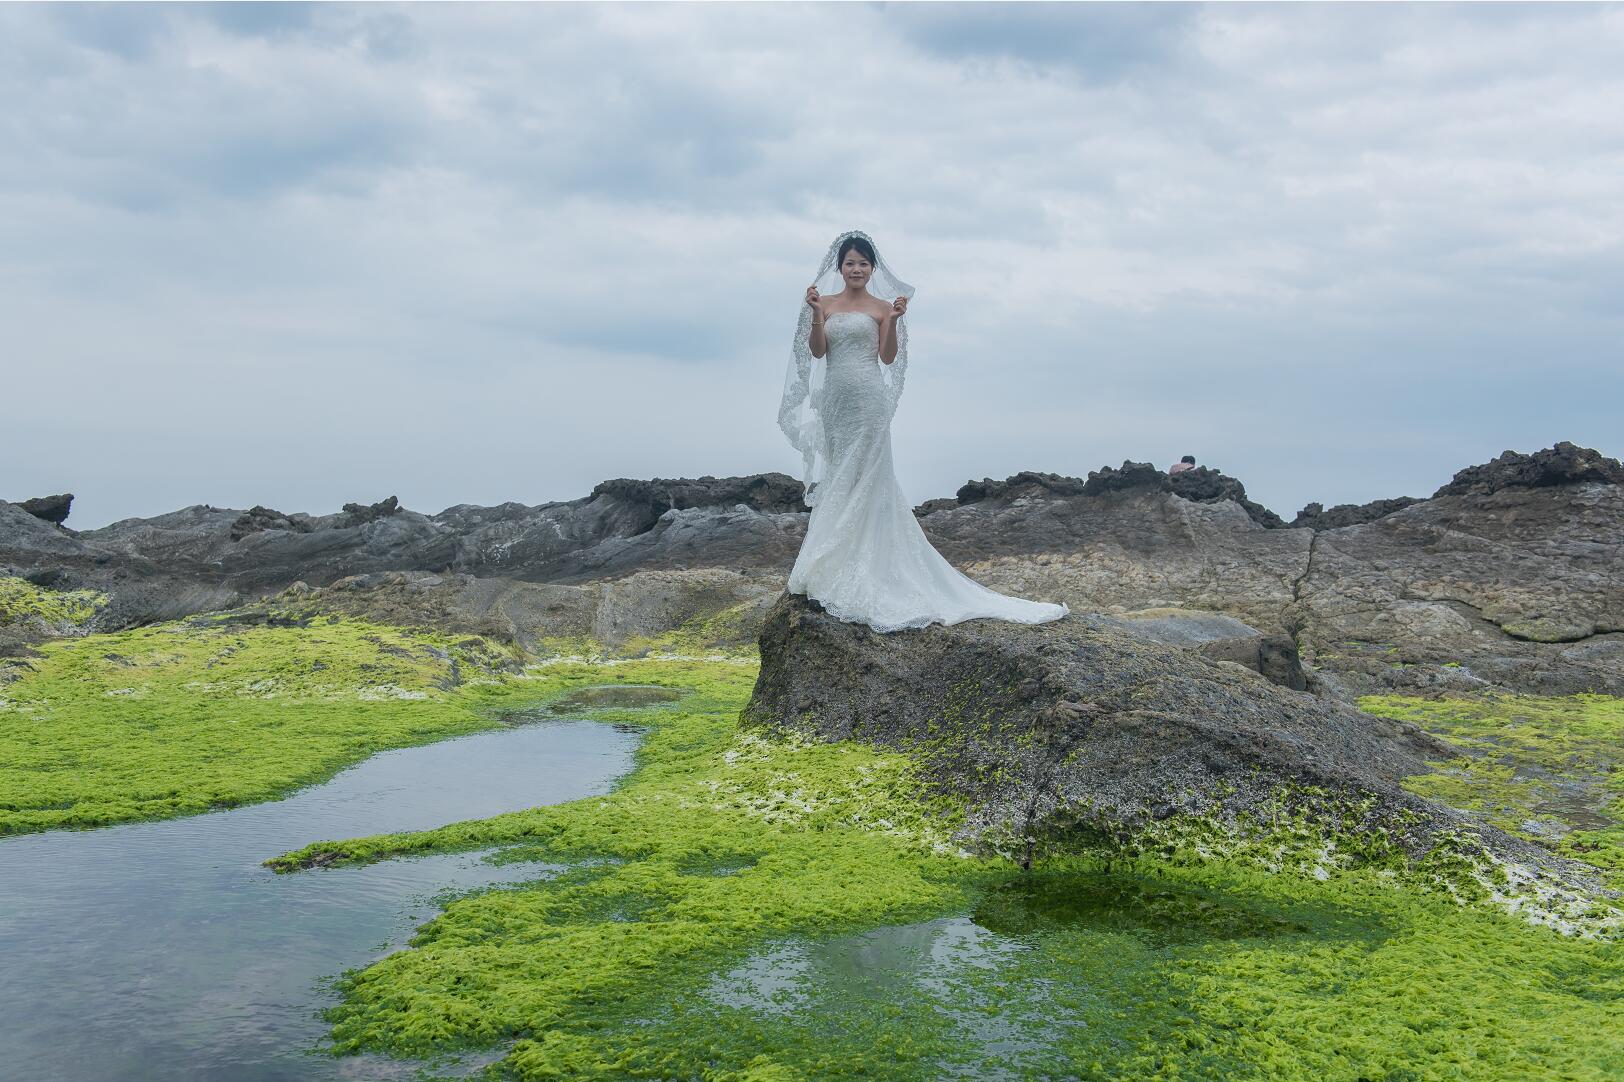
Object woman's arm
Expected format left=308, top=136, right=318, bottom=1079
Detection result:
left=808, top=296, right=828, bottom=359
left=879, top=312, right=899, bottom=364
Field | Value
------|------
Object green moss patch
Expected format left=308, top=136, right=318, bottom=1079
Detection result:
left=1364, top=693, right=1624, bottom=890
left=0, top=575, right=106, bottom=627
left=0, top=612, right=533, bottom=834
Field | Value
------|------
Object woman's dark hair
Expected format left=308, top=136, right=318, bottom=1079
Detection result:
left=837, top=236, right=876, bottom=267
left=1181, top=455, right=1196, bottom=464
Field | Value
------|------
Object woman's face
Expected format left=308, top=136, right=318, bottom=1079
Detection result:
left=840, top=248, right=872, bottom=290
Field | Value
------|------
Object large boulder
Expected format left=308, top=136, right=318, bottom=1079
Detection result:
left=16, top=494, right=74, bottom=528
left=743, top=593, right=1616, bottom=930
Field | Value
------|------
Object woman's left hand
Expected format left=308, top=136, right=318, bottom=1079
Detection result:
left=889, top=296, right=909, bottom=320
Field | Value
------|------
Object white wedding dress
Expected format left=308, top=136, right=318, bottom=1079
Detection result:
left=787, top=309, right=1070, bottom=632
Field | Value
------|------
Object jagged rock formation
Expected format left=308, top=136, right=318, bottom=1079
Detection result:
left=1433, top=441, right=1624, bottom=497
left=934, top=462, right=1285, bottom=529
left=3, top=445, right=1619, bottom=696
left=1290, top=497, right=1422, bottom=530
left=743, top=593, right=1615, bottom=926
left=17, top=494, right=74, bottom=527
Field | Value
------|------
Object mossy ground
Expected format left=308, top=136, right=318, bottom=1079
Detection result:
left=1365, top=693, right=1624, bottom=891
left=267, top=667, right=1624, bottom=1081
left=5, top=591, right=1621, bottom=1079
left=0, top=607, right=542, bottom=834
left=0, top=575, right=107, bottom=627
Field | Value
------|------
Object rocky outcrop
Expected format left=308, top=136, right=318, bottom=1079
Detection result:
left=1289, top=490, right=1624, bottom=694
left=338, top=494, right=402, bottom=526
left=1433, top=441, right=1624, bottom=498
left=744, top=593, right=1615, bottom=927
left=946, top=471, right=1090, bottom=506
left=3, top=446, right=1619, bottom=696
left=932, top=462, right=1285, bottom=529
left=230, top=505, right=317, bottom=541
left=914, top=444, right=1624, bottom=697
left=1290, top=497, right=1422, bottom=530
left=0, top=474, right=809, bottom=625
left=17, top=494, right=74, bottom=528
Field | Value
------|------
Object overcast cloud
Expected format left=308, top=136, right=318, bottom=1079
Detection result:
left=3, top=1, right=1621, bottom=529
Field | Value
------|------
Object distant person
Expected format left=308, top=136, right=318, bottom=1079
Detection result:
left=1168, top=455, right=1196, bottom=476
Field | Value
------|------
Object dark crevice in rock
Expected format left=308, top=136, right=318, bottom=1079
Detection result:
left=1291, top=530, right=1319, bottom=606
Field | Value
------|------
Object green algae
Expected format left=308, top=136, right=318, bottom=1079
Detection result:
left=1363, top=693, right=1624, bottom=890
left=0, top=575, right=106, bottom=628
left=559, top=862, right=1621, bottom=1081
left=264, top=665, right=1624, bottom=1080
left=0, top=611, right=533, bottom=835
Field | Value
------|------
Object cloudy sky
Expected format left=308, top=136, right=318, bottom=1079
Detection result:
left=4, top=2, right=1620, bottom=530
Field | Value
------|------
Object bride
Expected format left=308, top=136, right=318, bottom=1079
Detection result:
left=777, top=229, right=1070, bottom=632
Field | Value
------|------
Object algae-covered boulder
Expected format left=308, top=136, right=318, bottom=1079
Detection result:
left=744, top=593, right=1617, bottom=929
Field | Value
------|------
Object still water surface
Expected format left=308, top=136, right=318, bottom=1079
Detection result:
left=0, top=712, right=641, bottom=1081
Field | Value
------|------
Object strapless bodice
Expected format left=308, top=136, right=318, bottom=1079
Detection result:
left=824, top=310, right=880, bottom=368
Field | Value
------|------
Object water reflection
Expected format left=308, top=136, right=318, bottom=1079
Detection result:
left=701, top=873, right=1324, bottom=1078
left=972, top=872, right=1311, bottom=945
left=544, top=684, right=686, bottom=715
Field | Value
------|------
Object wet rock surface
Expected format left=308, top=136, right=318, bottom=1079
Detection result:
left=743, top=593, right=1611, bottom=902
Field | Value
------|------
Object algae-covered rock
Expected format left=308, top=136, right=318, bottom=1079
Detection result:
left=744, top=593, right=1618, bottom=929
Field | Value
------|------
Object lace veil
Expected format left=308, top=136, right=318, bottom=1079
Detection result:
left=778, top=229, right=915, bottom=508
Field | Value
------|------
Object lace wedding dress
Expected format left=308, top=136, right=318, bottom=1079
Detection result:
left=785, top=302, right=1070, bottom=633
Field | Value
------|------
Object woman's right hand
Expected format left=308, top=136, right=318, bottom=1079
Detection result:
left=805, top=285, right=821, bottom=312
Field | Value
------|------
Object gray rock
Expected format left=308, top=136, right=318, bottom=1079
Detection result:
left=1078, top=607, right=1308, bottom=691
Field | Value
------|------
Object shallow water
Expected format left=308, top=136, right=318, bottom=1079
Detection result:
left=0, top=713, right=641, bottom=1081
left=691, top=872, right=1329, bottom=1079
